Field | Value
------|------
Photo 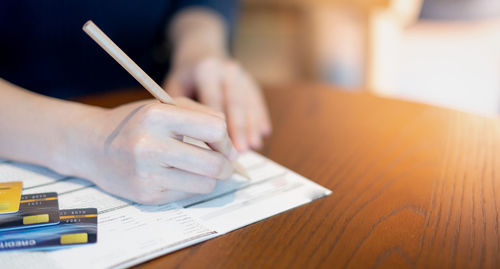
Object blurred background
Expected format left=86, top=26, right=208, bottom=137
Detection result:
left=232, top=0, right=500, bottom=115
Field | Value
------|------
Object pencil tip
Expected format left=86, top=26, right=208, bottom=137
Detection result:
left=233, top=161, right=251, bottom=180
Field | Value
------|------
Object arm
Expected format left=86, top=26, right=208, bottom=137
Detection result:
left=0, top=78, right=101, bottom=173
left=0, top=78, right=237, bottom=204
left=164, top=5, right=272, bottom=152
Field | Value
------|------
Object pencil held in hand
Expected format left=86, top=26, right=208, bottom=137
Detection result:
left=82, top=20, right=250, bottom=179
left=83, top=21, right=175, bottom=104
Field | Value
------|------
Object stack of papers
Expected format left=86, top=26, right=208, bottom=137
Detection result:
left=0, top=151, right=331, bottom=268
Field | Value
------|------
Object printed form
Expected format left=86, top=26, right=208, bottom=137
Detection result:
left=0, top=151, right=331, bottom=268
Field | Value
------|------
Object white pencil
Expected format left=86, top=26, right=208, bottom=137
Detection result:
left=83, top=20, right=250, bottom=180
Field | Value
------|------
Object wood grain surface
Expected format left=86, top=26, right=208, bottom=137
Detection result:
left=78, top=84, right=500, bottom=269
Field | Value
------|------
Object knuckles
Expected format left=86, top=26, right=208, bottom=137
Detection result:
left=131, top=135, right=154, bottom=159
left=140, top=103, right=172, bottom=127
left=128, top=134, right=166, bottom=167
left=129, top=133, right=172, bottom=160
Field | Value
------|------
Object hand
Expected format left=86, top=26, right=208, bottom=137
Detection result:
left=164, top=57, right=272, bottom=152
left=69, top=97, right=237, bottom=204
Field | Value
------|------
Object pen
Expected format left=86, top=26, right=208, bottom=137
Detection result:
left=82, top=20, right=250, bottom=180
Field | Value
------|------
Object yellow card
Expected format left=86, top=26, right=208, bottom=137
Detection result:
left=0, top=181, right=23, bottom=214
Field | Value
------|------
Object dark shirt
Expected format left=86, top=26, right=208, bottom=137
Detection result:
left=0, top=1, right=238, bottom=98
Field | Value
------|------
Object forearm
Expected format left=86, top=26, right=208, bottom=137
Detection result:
left=169, top=8, right=229, bottom=67
left=0, top=78, right=104, bottom=174
left=0, top=79, right=239, bottom=204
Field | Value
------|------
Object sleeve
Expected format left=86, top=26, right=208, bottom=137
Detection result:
left=171, top=0, right=240, bottom=35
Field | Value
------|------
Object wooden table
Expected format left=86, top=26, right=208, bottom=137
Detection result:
left=78, top=85, right=500, bottom=269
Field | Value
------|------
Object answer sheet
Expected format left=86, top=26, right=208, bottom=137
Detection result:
left=0, top=151, right=331, bottom=268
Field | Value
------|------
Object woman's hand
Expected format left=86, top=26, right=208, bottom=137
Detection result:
left=166, top=8, right=272, bottom=152
left=70, top=97, right=237, bottom=204
left=164, top=57, right=271, bottom=152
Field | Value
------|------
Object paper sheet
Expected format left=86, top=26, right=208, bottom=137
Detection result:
left=0, top=151, right=331, bottom=268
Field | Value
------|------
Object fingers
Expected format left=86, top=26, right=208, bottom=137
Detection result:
left=246, top=113, right=262, bottom=149
left=175, top=97, right=236, bottom=157
left=226, top=112, right=247, bottom=151
left=149, top=105, right=233, bottom=154
left=168, top=106, right=236, bottom=159
left=162, top=139, right=234, bottom=180
left=223, top=62, right=272, bottom=151
left=223, top=62, right=247, bottom=151
left=241, top=74, right=270, bottom=148
left=147, top=167, right=218, bottom=194
left=195, top=59, right=225, bottom=114
left=127, top=125, right=236, bottom=205
left=175, top=97, right=225, bottom=120
left=137, top=136, right=234, bottom=180
left=165, top=57, right=273, bottom=152
left=259, top=105, right=272, bottom=136
left=169, top=109, right=225, bottom=143
left=247, top=76, right=272, bottom=136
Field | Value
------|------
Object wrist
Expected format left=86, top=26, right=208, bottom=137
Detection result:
left=53, top=103, right=107, bottom=179
left=169, top=8, right=229, bottom=69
